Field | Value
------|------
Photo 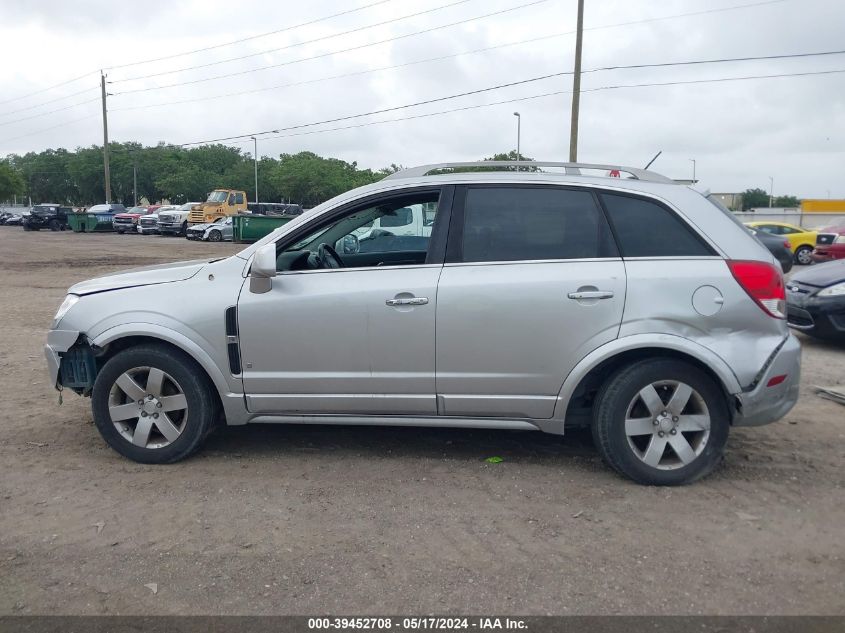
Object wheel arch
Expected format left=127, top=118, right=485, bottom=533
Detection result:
left=552, top=335, right=742, bottom=432
left=89, top=324, right=239, bottom=402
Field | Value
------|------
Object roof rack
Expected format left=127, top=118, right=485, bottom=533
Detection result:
left=382, top=161, right=675, bottom=184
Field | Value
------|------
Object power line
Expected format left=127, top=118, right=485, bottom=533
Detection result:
left=111, top=0, right=476, bottom=83
left=111, top=0, right=549, bottom=94
left=107, top=0, right=396, bottom=70
left=0, top=85, right=99, bottom=118
left=174, top=66, right=845, bottom=147
left=215, top=65, right=845, bottom=145
left=0, top=0, right=396, bottom=107
left=0, top=97, right=101, bottom=128
left=111, top=48, right=845, bottom=113
left=0, top=113, right=100, bottom=146
left=176, top=71, right=569, bottom=146
left=0, top=71, right=99, bottom=107
left=109, top=0, right=790, bottom=97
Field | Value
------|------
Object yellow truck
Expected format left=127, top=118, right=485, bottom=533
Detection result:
left=188, top=189, right=248, bottom=225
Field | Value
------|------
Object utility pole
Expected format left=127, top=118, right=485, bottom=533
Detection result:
left=689, top=158, right=696, bottom=183
left=132, top=157, right=138, bottom=206
left=769, top=176, right=774, bottom=208
left=100, top=72, right=112, bottom=203
left=513, top=112, right=521, bottom=163
left=568, top=0, right=585, bottom=162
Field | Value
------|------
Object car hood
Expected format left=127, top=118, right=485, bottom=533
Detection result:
left=114, top=213, right=142, bottom=219
left=189, top=223, right=217, bottom=231
left=68, top=259, right=209, bottom=295
left=789, top=260, right=845, bottom=288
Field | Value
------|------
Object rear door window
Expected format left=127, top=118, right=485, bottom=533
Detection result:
left=460, top=186, right=617, bottom=262
left=600, top=193, right=714, bottom=257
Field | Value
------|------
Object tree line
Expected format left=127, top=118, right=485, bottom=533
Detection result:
left=0, top=142, right=401, bottom=207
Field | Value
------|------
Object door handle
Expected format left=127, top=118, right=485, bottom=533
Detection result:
left=567, top=290, right=614, bottom=300
left=386, top=297, right=429, bottom=306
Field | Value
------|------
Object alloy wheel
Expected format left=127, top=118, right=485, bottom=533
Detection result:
left=623, top=380, right=711, bottom=470
left=108, top=366, right=188, bottom=449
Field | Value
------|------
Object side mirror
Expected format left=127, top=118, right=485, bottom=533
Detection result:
left=249, top=243, right=276, bottom=293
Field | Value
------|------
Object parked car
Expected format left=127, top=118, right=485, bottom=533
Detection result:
left=0, top=210, right=24, bottom=225
left=158, top=202, right=200, bottom=236
left=787, top=259, right=845, bottom=342
left=812, top=225, right=845, bottom=263
left=187, top=216, right=234, bottom=242
left=114, top=206, right=159, bottom=234
left=44, top=161, right=800, bottom=486
left=138, top=205, right=177, bottom=235
left=22, top=203, right=73, bottom=231
left=747, top=227, right=793, bottom=273
left=745, top=221, right=817, bottom=265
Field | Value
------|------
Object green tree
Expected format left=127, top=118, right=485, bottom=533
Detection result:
left=774, top=195, right=800, bottom=208
left=741, top=188, right=770, bottom=210
left=0, top=160, right=25, bottom=202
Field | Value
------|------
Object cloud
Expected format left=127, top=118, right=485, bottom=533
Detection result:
left=1, top=0, right=843, bottom=197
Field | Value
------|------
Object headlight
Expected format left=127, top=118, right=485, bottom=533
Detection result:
left=53, top=294, right=80, bottom=325
left=818, top=282, right=845, bottom=297
left=834, top=235, right=845, bottom=244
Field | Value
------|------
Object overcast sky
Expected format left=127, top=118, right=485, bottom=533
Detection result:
left=0, top=0, right=843, bottom=197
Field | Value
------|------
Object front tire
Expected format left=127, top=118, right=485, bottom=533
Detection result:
left=180, top=221, right=188, bottom=236
left=208, top=229, right=222, bottom=242
left=795, top=245, right=813, bottom=265
left=91, top=345, right=218, bottom=464
left=592, top=358, right=729, bottom=485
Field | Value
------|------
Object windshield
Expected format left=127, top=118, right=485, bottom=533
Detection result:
left=179, top=202, right=198, bottom=211
left=127, top=206, right=147, bottom=213
left=207, top=191, right=228, bottom=203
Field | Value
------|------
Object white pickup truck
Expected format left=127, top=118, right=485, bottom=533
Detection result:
left=338, top=201, right=436, bottom=254
left=157, top=202, right=201, bottom=236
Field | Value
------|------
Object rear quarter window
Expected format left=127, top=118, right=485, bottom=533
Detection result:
left=600, top=192, right=714, bottom=257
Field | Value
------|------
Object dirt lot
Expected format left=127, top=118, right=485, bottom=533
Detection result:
left=0, top=228, right=843, bottom=616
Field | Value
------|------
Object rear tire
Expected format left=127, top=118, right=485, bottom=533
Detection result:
left=91, top=345, right=219, bottom=464
left=592, top=358, right=729, bottom=486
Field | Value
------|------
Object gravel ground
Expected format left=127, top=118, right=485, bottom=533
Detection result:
left=0, top=228, right=843, bottom=615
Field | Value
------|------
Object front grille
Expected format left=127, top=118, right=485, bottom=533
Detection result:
left=816, top=233, right=836, bottom=245
left=159, top=214, right=176, bottom=223
left=140, top=217, right=157, bottom=227
left=787, top=306, right=815, bottom=328
left=113, top=218, right=133, bottom=225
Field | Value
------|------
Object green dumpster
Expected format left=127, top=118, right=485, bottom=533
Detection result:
left=68, top=212, right=115, bottom=233
left=233, top=213, right=296, bottom=243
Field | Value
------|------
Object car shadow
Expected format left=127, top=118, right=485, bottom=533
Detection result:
left=202, top=422, right=599, bottom=465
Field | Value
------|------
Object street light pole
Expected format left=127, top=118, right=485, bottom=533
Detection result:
left=251, top=136, right=259, bottom=204
left=513, top=112, right=521, bottom=163
left=769, top=176, right=774, bottom=208
left=689, top=158, right=696, bottom=183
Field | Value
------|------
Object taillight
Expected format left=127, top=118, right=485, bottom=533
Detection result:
left=783, top=240, right=791, bottom=249
left=727, top=260, right=786, bottom=319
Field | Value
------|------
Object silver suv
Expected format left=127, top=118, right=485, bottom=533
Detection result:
left=45, top=162, right=800, bottom=485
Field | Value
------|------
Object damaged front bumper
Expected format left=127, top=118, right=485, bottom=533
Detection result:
left=44, top=329, right=81, bottom=390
